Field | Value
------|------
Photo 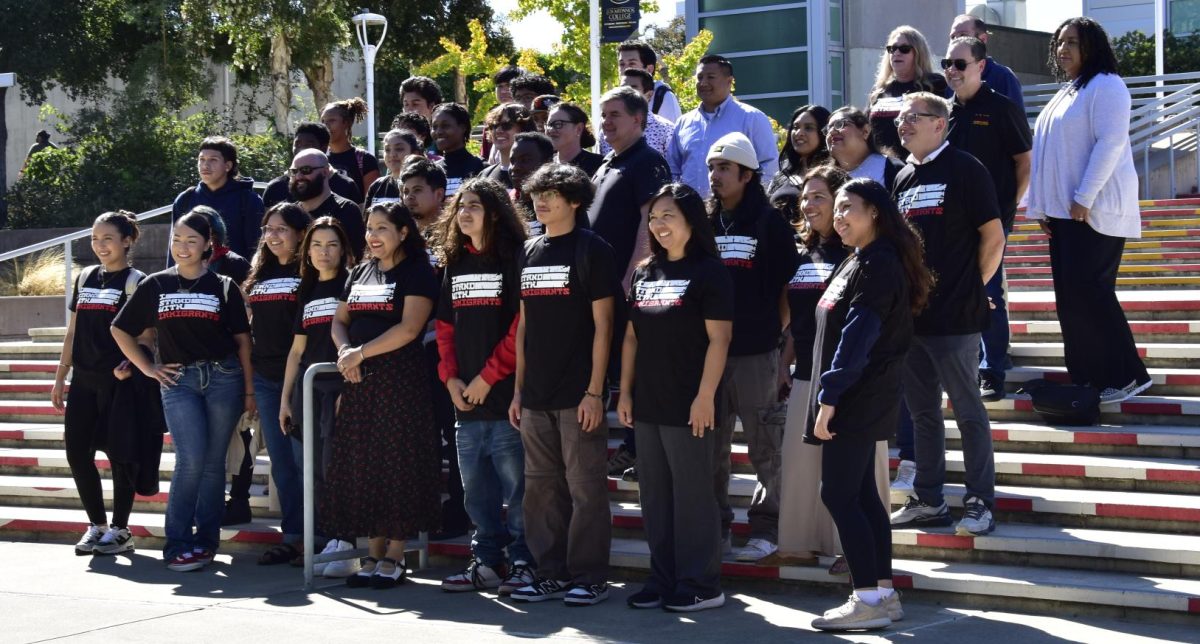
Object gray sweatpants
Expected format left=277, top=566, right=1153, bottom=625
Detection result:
left=713, top=349, right=782, bottom=542
left=903, top=333, right=996, bottom=509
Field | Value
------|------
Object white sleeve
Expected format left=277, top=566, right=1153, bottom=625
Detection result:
left=1074, top=75, right=1131, bottom=209
left=656, top=90, right=682, bottom=123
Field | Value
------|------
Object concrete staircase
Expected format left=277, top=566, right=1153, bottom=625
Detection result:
left=2, top=199, right=1200, bottom=617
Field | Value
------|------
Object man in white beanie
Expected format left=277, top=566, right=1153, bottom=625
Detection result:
left=705, top=131, right=800, bottom=563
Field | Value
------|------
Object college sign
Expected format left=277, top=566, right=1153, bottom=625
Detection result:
left=600, top=0, right=640, bottom=43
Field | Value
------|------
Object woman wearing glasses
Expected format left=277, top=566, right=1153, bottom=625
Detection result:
left=479, top=103, right=537, bottom=189
left=867, top=26, right=949, bottom=157
left=546, top=102, right=604, bottom=178
left=825, top=107, right=904, bottom=191
left=1025, top=17, right=1151, bottom=404
left=243, top=203, right=313, bottom=565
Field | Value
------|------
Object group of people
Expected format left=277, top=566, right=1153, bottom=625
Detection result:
left=54, top=14, right=1152, bottom=632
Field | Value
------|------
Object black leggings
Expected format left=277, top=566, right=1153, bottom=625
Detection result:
left=64, top=376, right=134, bottom=528
left=820, top=437, right=891, bottom=588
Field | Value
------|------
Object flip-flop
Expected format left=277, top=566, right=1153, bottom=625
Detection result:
left=257, top=543, right=300, bottom=566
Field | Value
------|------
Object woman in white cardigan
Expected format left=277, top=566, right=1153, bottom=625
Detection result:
left=1025, top=17, right=1151, bottom=404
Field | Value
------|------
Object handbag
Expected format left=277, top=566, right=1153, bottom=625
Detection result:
left=1020, top=379, right=1101, bottom=426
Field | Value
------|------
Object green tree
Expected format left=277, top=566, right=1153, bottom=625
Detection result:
left=642, top=15, right=686, bottom=62
left=1111, top=29, right=1200, bottom=77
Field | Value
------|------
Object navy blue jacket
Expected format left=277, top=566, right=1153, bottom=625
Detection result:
left=170, top=176, right=265, bottom=258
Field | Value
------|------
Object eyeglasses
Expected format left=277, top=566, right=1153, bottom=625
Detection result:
left=822, top=119, right=856, bottom=135
left=894, top=112, right=941, bottom=127
left=545, top=120, right=577, bottom=131
left=490, top=122, right=516, bottom=132
left=288, top=164, right=327, bottom=176
left=885, top=44, right=914, bottom=55
left=261, top=225, right=292, bottom=236
left=940, top=58, right=975, bottom=71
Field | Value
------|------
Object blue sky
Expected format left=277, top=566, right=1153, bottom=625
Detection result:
left=490, top=0, right=679, bottom=52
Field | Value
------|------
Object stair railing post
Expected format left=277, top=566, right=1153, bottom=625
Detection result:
left=302, top=362, right=338, bottom=591
left=1169, top=133, right=1177, bottom=198
left=1144, top=146, right=1151, bottom=200
left=62, top=241, right=72, bottom=326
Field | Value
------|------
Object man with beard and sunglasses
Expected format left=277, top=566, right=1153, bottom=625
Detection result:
left=290, top=149, right=365, bottom=257
left=262, top=123, right=364, bottom=209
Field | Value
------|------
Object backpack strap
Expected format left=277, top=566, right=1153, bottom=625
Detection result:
left=651, top=83, right=671, bottom=114
left=575, top=229, right=593, bottom=300
left=75, top=265, right=99, bottom=300
left=124, top=268, right=145, bottom=299
left=355, top=148, right=367, bottom=180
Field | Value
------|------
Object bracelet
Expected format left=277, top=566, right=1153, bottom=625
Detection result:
left=338, top=343, right=351, bottom=353
left=584, top=390, right=603, bottom=399
left=358, top=346, right=367, bottom=361
left=58, top=362, right=70, bottom=369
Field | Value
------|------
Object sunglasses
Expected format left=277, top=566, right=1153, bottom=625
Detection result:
left=940, top=58, right=975, bottom=71
left=545, top=120, right=578, bottom=131
left=886, top=44, right=914, bottom=55
left=490, top=122, right=516, bottom=132
left=288, top=164, right=327, bottom=176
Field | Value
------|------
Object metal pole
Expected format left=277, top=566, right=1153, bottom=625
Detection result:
left=63, top=241, right=72, bottom=326
left=1144, top=146, right=1151, bottom=200
left=590, top=0, right=601, bottom=152
left=1169, top=135, right=1177, bottom=198
left=1195, top=122, right=1199, bottom=196
left=302, top=362, right=338, bottom=591
left=364, top=46, right=377, bottom=156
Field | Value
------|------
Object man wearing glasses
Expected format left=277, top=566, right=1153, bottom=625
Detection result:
left=288, top=149, right=366, bottom=257
left=888, top=92, right=1005, bottom=539
left=944, top=36, right=1032, bottom=404
left=948, top=15, right=1025, bottom=113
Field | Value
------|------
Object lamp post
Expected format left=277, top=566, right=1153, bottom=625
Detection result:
left=352, top=10, right=388, bottom=156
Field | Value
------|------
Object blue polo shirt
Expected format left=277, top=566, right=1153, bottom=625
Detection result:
left=982, top=56, right=1025, bottom=115
left=666, top=94, right=779, bottom=198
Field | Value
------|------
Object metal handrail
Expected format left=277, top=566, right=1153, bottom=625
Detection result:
left=301, top=362, right=429, bottom=591
left=0, top=181, right=269, bottom=324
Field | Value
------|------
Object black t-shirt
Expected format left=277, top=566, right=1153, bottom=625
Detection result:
left=262, top=172, right=363, bottom=209
left=340, top=255, right=439, bottom=347
left=436, top=148, right=485, bottom=198
left=364, top=175, right=403, bottom=208
left=209, top=250, right=250, bottom=285
left=478, top=163, right=512, bottom=189
left=587, top=138, right=672, bottom=275
left=112, top=268, right=250, bottom=365
left=566, top=149, right=605, bottom=178
left=295, top=272, right=347, bottom=367
left=310, top=193, right=366, bottom=259
left=247, top=262, right=301, bottom=381
left=787, top=239, right=848, bottom=379
left=808, top=238, right=911, bottom=443
left=328, top=147, right=379, bottom=197
left=520, top=229, right=617, bottom=410
left=70, top=266, right=142, bottom=373
left=893, top=144, right=1000, bottom=336
left=629, top=254, right=734, bottom=426
left=436, top=249, right=521, bottom=421
left=947, top=83, right=1032, bottom=227
left=868, top=74, right=951, bottom=156
left=712, top=199, right=801, bottom=356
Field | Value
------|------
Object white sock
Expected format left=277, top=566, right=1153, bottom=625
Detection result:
left=854, top=589, right=882, bottom=604
left=878, top=587, right=895, bottom=600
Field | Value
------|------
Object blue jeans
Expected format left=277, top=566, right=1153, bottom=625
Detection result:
left=254, top=373, right=303, bottom=542
left=980, top=223, right=1013, bottom=383
left=456, top=419, right=532, bottom=567
left=160, top=357, right=244, bottom=559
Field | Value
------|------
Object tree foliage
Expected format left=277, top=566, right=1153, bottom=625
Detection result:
left=1111, top=30, right=1200, bottom=78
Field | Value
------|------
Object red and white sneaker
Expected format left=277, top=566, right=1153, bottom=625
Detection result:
left=167, top=550, right=208, bottom=572
left=441, top=558, right=504, bottom=592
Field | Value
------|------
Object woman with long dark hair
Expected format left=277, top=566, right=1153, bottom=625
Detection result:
left=768, top=105, right=831, bottom=199
left=322, top=97, right=381, bottom=196
left=55, top=211, right=147, bottom=556
left=808, top=178, right=932, bottom=631
left=279, top=216, right=357, bottom=577
left=243, top=202, right=312, bottom=565
left=616, top=182, right=733, bottom=612
left=111, top=210, right=254, bottom=572
left=324, top=202, right=442, bottom=589
left=1025, top=17, right=1150, bottom=404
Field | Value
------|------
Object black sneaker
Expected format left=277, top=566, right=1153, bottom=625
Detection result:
left=889, top=495, right=952, bottom=528
left=627, top=588, right=663, bottom=609
left=607, top=445, right=636, bottom=476
left=220, top=499, right=252, bottom=526
left=664, top=591, right=726, bottom=612
left=621, top=465, right=638, bottom=482
left=564, top=582, right=610, bottom=606
left=510, top=577, right=571, bottom=602
left=979, top=374, right=1004, bottom=402
left=93, top=525, right=134, bottom=555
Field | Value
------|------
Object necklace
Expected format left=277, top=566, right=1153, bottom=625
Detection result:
left=96, top=267, right=123, bottom=289
left=718, top=212, right=736, bottom=236
left=175, top=267, right=201, bottom=294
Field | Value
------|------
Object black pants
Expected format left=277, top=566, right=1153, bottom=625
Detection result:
left=820, top=438, right=891, bottom=589
left=425, top=339, right=468, bottom=531
left=65, top=375, right=134, bottom=528
left=1048, top=218, right=1149, bottom=389
left=228, top=430, right=253, bottom=502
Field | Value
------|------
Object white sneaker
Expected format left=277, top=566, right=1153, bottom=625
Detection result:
left=499, top=561, right=536, bottom=596
left=441, top=558, right=503, bottom=592
left=75, top=524, right=107, bottom=556
left=314, top=539, right=347, bottom=576
left=891, top=460, right=916, bottom=491
left=93, top=525, right=134, bottom=555
left=812, top=594, right=892, bottom=631
left=734, top=538, right=777, bottom=562
left=322, top=542, right=362, bottom=578
left=883, top=590, right=904, bottom=622
left=955, top=496, right=996, bottom=536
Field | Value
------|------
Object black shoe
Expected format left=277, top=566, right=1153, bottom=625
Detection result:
left=979, top=374, right=1005, bottom=403
left=664, top=591, right=726, bottom=612
left=220, top=499, right=252, bottom=526
left=369, top=557, right=407, bottom=589
left=346, top=557, right=378, bottom=588
left=627, top=588, right=663, bottom=609
left=621, top=465, right=638, bottom=482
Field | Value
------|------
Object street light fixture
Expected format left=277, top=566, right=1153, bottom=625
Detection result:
left=352, top=9, right=388, bottom=156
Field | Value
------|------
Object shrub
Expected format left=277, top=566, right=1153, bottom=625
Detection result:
left=7, top=99, right=289, bottom=230
left=0, top=247, right=79, bottom=296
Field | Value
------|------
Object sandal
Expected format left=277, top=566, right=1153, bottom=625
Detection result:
left=257, top=543, right=301, bottom=566
left=370, top=557, right=407, bottom=589
left=347, top=557, right=379, bottom=588
left=828, top=555, right=850, bottom=576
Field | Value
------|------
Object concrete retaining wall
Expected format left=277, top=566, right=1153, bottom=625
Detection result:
left=0, top=295, right=64, bottom=338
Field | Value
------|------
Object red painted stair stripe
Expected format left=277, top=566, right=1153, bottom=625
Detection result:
left=996, top=498, right=1034, bottom=512
left=1022, top=464, right=1087, bottom=477
left=1095, top=504, right=1200, bottom=522
left=915, top=533, right=975, bottom=549
left=1146, top=469, right=1200, bottom=483
left=1074, top=432, right=1138, bottom=446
